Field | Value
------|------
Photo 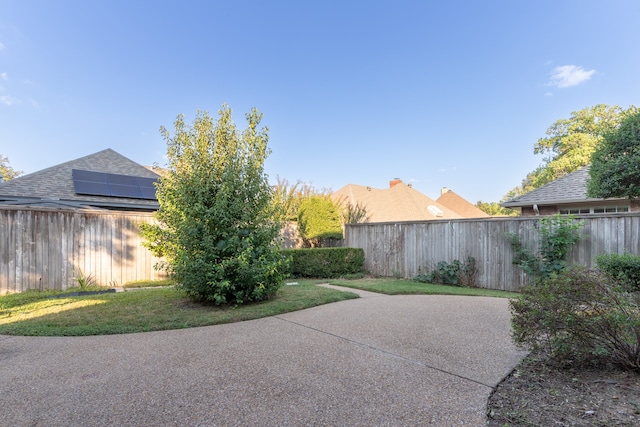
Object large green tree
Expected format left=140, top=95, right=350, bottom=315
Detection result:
left=141, top=105, right=289, bottom=305
left=504, top=104, right=638, bottom=201
left=588, top=111, right=640, bottom=198
left=0, top=154, right=21, bottom=181
left=475, top=200, right=517, bottom=216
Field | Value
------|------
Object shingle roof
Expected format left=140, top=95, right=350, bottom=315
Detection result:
left=436, top=190, right=489, bottom=218
left=333, top=183, right=462, bottom=222
left=501, top=166, right=625, bottom=208
left=0, top=149, right=160, bottom=210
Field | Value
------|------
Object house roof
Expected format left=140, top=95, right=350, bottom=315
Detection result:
left=0, top=149, right=160, bottom=211
left=501, top=165, right=625, bottom=208
left=333, top=182, right=462, bottom=222
left=436, top=189, right=489, bottom=218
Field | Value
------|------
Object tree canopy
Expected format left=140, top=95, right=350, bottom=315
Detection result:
left=0, top=154, right=21, bottom=181
left=503, top=104, right=638, bottom=201
left=297, top=195, right=343, bottom=246
left=141, top=105, right=289, bottom=305
left=588, top=111, right=640, bottom=199
left=475, top=201, right=517, bottom=216
left=271, top=178, right=369, bottom=247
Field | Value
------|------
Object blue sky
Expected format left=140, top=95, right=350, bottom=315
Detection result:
left=1, top=1, right=638, bottom=203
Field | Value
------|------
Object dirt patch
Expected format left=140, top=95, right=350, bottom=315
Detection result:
left=487, top=350, right=640, bottom=426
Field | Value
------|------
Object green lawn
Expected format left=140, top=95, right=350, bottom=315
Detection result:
left=326, top=277, right=520, bottom=298
left=0, top=278, right=518, bottom=337
left=0, top=284, right=358, bottom=336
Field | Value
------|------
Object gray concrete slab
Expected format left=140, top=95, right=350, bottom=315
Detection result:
left=0, top=290, right=526, bottom=427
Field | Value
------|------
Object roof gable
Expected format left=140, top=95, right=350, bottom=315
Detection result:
left=334, top=183, right=462, bottom=222
left=436, top=190, right=489, bottom=218
left=0, top=149, right=160, bottom=210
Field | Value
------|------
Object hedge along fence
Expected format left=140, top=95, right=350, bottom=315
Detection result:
left=0, top=206, right=167, bottom=293
left=344, top=214, right=640, bottom=292
left=282, top=247, right=365, bottom=278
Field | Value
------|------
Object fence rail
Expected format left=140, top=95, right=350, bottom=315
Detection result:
left=345, top=214, right=640, bottom=292
left=0, top=207, right=166, bottom=293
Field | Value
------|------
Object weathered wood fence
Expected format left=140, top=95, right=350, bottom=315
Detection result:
left=345, top=214, right=640, bottom=292
left=0, top=207, right=166, bottom=293
left=4, top=207, right=639, bottom=294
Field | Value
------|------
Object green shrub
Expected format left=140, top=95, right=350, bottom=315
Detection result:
left=413, top=257, right=477, bottom=287
left=596, top=253, right=640, bottom=292
left=140, top=106, right=289, bottom=305
left=510, top=266, right=640, bottom=369
left=297, top=196, right=343, bottom=246
left=507, top=214, right=584, bottom=282
left=282, top=247, right=365, bottom=278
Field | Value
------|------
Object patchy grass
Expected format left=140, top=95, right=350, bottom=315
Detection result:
left=0, top=284, right=358, bottom=336
left=326, top=277, right=520, bottom=298
left=122, top=279, right=175, bottom=288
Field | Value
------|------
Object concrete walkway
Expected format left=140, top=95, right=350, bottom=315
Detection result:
left=0, top=286, right=527, bottom=426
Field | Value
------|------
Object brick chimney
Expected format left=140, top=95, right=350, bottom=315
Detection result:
left=389, top=178, right=403, bottom=188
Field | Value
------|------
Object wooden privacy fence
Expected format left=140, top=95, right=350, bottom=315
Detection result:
left=0, top=207, right=166, bottom=293
left=345, top=214, right=640, bottom=292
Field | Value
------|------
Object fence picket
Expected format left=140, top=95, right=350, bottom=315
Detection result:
left=346, top=214, right=640, bottom=292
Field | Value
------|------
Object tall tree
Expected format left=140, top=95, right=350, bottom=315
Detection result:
left=475, top=201, right=517, bottom=216
left=588, top=111, right=640, bottom=198
left=141, top=105, right=289, bottom=305
left=0, top=154, right=22, bottom=181
left=504, top=104, right=638, bottom=201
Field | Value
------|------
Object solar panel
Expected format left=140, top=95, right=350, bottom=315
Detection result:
left=73, top=180, right=110, bottom=196
left=109, top=184, right=144, bottom=198
left=72, top=169, right=158, bottom=200
left=106, top=173, right=139, bottom=186
left=72, top=169, right=107, bottom=183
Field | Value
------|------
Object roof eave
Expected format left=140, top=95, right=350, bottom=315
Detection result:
left=501, top=197, right=629, bottom=208
left=0, top=196, right=159, bottom=211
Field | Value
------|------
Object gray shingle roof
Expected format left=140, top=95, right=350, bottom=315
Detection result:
left=501, top=166, right=624, bottom=208
left=0, top=149, right=160, bottom=210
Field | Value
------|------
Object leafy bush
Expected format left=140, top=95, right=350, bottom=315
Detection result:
left=282, top=247, right=365, bottom=278
left=140, top=106, right=289, bottom=305
left=297, top=196, right=343, bottom=246
left=507, top=214, right=583, bottom=281
left=413, top=257, right=477, bottom=287
left=510, top=266, right=640, bottom=369
left=596, top=253, right=640, bottom=292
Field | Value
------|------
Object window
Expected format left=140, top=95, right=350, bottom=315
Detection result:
left=560, top=206, right=629, bottom=215
left=559, top=208, right=590, bottom=215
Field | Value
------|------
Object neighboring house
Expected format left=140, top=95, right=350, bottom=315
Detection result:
left=0, top=149, right=160, bottom=211
left=501, top=165, right=639, bottom=216
left=436, top=187, right=489, bottom=218
left=333, top=179, right=465, bottom=222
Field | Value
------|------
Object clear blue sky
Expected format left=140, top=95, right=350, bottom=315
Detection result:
left=1, top=0, right=638, bottom=202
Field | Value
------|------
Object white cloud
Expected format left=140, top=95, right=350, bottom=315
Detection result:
left=0, top=72, right=7, bottom=81
left=0, top=41, right=4, bottom=50
left=547, top=65, right=596, bottom=88
left=0, top=95, right=16, bottom=106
